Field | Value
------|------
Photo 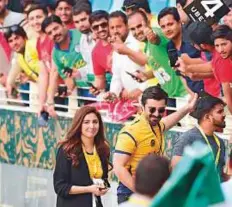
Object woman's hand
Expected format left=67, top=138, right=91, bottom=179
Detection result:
left=89, top=184, right=109, bottom=196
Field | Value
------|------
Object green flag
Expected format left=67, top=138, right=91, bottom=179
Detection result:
left=150, top=142, right=225, bottom=207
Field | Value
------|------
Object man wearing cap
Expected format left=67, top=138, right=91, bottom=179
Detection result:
left=172, top=92, right=226, bottom=181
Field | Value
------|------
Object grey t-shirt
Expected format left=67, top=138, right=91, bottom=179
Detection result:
left=173, top=127, right=226, bottom=180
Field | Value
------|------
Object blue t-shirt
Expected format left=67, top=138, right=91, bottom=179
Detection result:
left=167, top=28, right=204, bottom=93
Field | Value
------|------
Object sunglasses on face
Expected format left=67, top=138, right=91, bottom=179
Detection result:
left=92, top=22, right=108, bottom=31
left=149, top=107, right=166, bottom=114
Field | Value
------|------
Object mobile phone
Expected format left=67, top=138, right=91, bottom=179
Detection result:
left=126, top=71, right=143, bottom=83
left=63, top=67, right=73, bottom=76
left=11, top=88, right=18, bottom=97
left=86, top=82, right=98, bottom=90
left=58, top=85, right=68, bottom=96
left=38, top=111, right=49, bottom=127
left=167, top=49, right=179, bottom=67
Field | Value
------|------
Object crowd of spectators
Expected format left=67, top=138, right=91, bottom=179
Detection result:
left=0, top=0, right=231, bottom=119
left=0, top=0, right=232, bottom=206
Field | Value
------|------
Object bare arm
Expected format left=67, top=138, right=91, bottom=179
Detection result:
left=171, top=155, right=182, bottom=168
left=113, top=153, right=135, bottom=192
left=162, top=93, right=198, bottom=131
left=187, top=71, right=214, bottom=81
left=38, top=61, right=49, bottom=113
left=222, top=82, right=232, bottom=114
left=186, top=62, right=213, bottom=73
left=94, top=75, right=106, bottom=90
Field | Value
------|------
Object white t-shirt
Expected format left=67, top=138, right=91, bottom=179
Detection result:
left=0, top=10, right=24, bottom=27
left=80, top=33, right=96, bottom=74
left=110, top=33, right=148, bottom=96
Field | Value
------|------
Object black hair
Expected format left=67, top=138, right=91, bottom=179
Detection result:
left=176, top=0, right=187, bottom=7
left=122, top=0, right=151, bottom=14
left=128, top=10, right=148, bottom=25
left=190, top=92, right=226, bottom=122
left=55, top=0, right=75, bottom=8
left=4, top=25, right=27, bottom=41
left=188, top=22, right=214, bottom=46
left=26, top=3, right=48, bottom=16
left=89, top=10, right=109, bottom=25
left=109, top=10, right=128, bottom=25
left=212, top=25, right=232, bottom=42
left=72, top=1, right=92, bottom=16
left=158, top=7, right=180, bottom=24
left=135, top=154, right=170, bottom=197
left=141, top=86, right=168, bottom=106
left=41, top=14, right=63, bottom=33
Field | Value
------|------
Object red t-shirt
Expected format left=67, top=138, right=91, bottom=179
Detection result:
left=212, top=50, right=232, bottom=83
left=0, top=32, right=11, bottom=62
left=36, top=35, right=54, bottom=71
left=201, top=52, right=221, bottom=97
left=36, top=35, right=64, bottom=84
left=66, top=22, right=75, bottom=30
left=92, top=40, right=113, bottom=76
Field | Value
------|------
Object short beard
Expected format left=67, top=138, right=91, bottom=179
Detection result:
left=0, top=8, right=6, bottom=16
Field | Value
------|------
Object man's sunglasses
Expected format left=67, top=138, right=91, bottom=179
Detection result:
left=149, top=107, right=166, bottom=114
left=92, top=22, right=108, bottom=31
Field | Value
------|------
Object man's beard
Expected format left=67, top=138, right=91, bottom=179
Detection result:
left=0, top=8, right=6, bottom=16
left=213, top=118, right=226, bottom=129
left=81, top=28, right=91, bottom=34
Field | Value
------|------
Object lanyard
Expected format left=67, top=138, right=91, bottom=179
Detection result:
left=198, top=127, right=221, bottom=166
left=129, top=196, right=150, bottom=206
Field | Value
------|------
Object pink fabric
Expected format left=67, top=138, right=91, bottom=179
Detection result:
left=89, top=100, right=138, bottom=122
left=0, top=32, right=11, bottom=62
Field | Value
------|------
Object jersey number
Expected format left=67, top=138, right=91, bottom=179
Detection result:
left=201, top=0, right=223, bottom=18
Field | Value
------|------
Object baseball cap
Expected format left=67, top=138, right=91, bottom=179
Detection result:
left=187, top=21, right=213, bottom=45
left=190, top=91, right=226, bottom=120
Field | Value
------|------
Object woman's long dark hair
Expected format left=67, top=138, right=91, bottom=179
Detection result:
left=60, top=106, right=111, bottom=167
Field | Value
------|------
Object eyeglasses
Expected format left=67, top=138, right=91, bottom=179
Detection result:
left=149, top=107, right=166, bottom=114
left=92, top=22, right=108, bottom=31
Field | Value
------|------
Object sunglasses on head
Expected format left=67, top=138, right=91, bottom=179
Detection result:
left=3, top=25, right=21, bottom=37
left=92, top=22, right=108, bottom=31
left=149, top=107, right=166, bottom=114
left=122, top=4, right=136, bottom=11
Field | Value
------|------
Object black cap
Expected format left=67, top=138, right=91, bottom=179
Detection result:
left=190, top=91, right=226, bottom=120
left=187, top=21, right=213, bottom=45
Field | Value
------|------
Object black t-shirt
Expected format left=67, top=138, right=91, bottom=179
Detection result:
left=173, top=127, right=226, bottom=180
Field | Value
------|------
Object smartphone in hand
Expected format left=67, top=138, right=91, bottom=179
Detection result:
left=126, top=71, right=143, bottom=83
left=38, top=111, right=49, bottom=127
left=86, top=82, right=98, bottom=90
left=167, top=49, right=179, bottom=67
left=58, top=85, right=68, bottom=96
left=63, top=67, right=73, bottom=76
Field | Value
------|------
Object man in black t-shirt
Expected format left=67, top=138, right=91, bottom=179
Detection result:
left=172, top=92, right=226, bottom=181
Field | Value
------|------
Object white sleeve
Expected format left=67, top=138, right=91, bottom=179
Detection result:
left=109, top=53, right=123, bottom=96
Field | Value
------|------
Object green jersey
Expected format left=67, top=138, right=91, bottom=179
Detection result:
left=145, top=28, right=187, bottom=97
left=52, top=29, right=87, bottom=80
